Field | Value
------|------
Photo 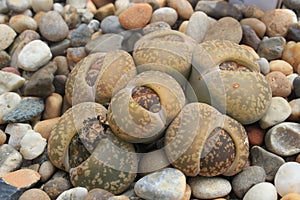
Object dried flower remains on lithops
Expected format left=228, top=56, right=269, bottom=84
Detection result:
left=188, top=40, right=272, bottom=124
left=165, top=102, right=249, bottom=177
left=108, top=70, right=186, bottom=143
left=48, top=102, right=137, bottom=194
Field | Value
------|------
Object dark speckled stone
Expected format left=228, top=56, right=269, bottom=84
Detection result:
left=2, top=97, right=44, bottom=123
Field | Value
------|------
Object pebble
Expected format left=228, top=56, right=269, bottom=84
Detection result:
left=5, top=123, right=32, bottom=150
left=101, top=15, right=126, bottom=34
left=31, top=0, right=53, bottom=12
left=34, top=117, right=60, bottom=140
left=84, top=188, right=114, bottom=200
left=178, top=20, right=189, bottom=33
left=265, top=122, right=300, bottom=156
left=243, top=182, right=277, bottom=200
left=85, top=33, right=123, bottom=53
left=119, top=3, right=152, bottom=30
left=240, top=18, right=266, bottom=38
left=283, top=0, right=300, bottom=15
left=50, top=39, right=71, bottom=57
left=94, top=3, right=115, bottom=21
left=274, top=162, right=300, bottom=197
left=54, top=75, right=67, bottom=95
left=56, top=187, right=88, bottom=200
left=150, top=7, right=178, bottom=27
left=288, top=98, right=300, bottom=122
left=167, top=0, right=193, bottom=20
left=186, top=11, right=210, bottom=43
left=20, top=130, right=47, bottom=160
left=0, top=1, right=9, bottom=13
left=120, top=29, right=142, bottom=52
left=0, top=130, right=6, bottom=145
left=265, top=71, right=292, bottom=97
left=70, top=24, right=92, bottom=47
left=0, top=144, right=22, bottom=177
left=270, top=60, right=293, bottom=75
left=245, top=125, right=265, bottom=146
left=88, top=19, right=100, bottom=32
left=231, top=166, right=266, bottom=198
left=259, top=97, right=291, bottom=129
left=114, top=0, right=129, bottom=15
left=251, top=146, right=285, bottom=181
left=188, top=176, right=231, bottom=199
left=43, top=93, right=62, bottom=119
left=6, top=0, right=30, bottom=12
left=0, top=51, right=10, bottom=68
left=288, top=73, right=298, bottom=89
left=134, top=168, right=186, bottom=200
left=0, top=92, right=22, bottom=124
left=40, top=11, right=69, bottom=42
left=143, top=21, right=171, bottom=35
left=257, top=57, right=270, bottom=75
left=261, top=9, right=297, bottom=37
left=203, top=17, right=242, bottom=44
left=18, top=40, right=52, bottom=71
left=92, top=0, right=114, bottom=8
left=281, top=193, right=300, bottom=200
left=282, top=41, right=300, bottom=73
left=43, top=175, right=72, bottom=199
left=9, top=14, right=37, bottom=33
left=39, top=161, right=56, bottom=182
left=195, top=0, right=242, bottom=20
left=0, top=71, right=25, bottom=95
left=53, top=3, right=64, bottom=14
left=241, top=25, right=261, bottom=50
left=2, top=97, right=45, bottom=123
left=81, top=9, right=94, bottom=24
left=19, top=188, right=51, bottom=200
left=66, top=47, right=87, bottom=67
left=1, top=67, right=20, bottom=75
left=53, top=56, right=70, bottom=76
left=0, top=24, right=17, bottom=51
left=66, top=0, right=87, bottom=9
left=287, top=23, right=300, bottom=42
left=257, top=36, right=286, bottom=61
left=63, top=5, right=79, bottom=29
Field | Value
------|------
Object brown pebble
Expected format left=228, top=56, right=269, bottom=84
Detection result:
left=43, top=93, right=63, bottom=119
left=265, top=71, right=292, bottom=97
left=245, top=125, right=265, bottom=146
left=282, top=41, right=300, bottom=73
left=1, top=169, right=40, bottom=188
left=119, top=3, right=153, bottom=30
left=39, top=161, right=56, bottom=182
left=94, top=3, right=115, bottom=21
left=33, top=11, right=46, bottom=27
left=0, top=129, right=6, bottom=145
left=19, top=188, right=51, bottom=200
left=167, top=0, right=193, bottom=20
left=270, top=60, right=293, bottom=75
left=66, top=47, right=87, bottom=69
left=240, top=18, right=266, bottom=38
left=84, top=188, right=114, bottom=200
left=181, top=184, right=191, bottom=200
left=34, top=117, right=60, bottom=140
left=280, top=193, right=300, bottom=200
left=9, top=14, right=37, bottom=33
left=53, top=56, right=70, bottom=76
left=288, top=98, right=300, bottom=122
left=92, top=0, right=114, bottom=8
left=0, top=24, right=16, bottom=50
left=178, top=20, right=189, bottom=33
left=242, top=5, right=265, bottom=19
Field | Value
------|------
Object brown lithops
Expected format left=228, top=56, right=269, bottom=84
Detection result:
left=48, top=102, right=137, bottom=194
left=165, top=102, right=249, bottom=177
left=188, top=40, right=272, bottom=124
left=108, top=70, right=186, bottom=143
left=65, top=50, right=137, bottom=105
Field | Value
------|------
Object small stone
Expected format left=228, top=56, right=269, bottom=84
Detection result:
left=70, top=24, right=92, bottom=47
left=282, top=41, right=300, bottom=73
left=31, top=0, right=53, bottom=12
left=9, top=14, right=37, bottom=33
left=167, top=0, right=193, bottom=20
left=243, top=182, right=277, bottom=200
left=288, top=73, right=298, bottom=89
left=120, top=29, right=142, bottom=52
left=92, top=0, right=114, bottom=8
left=43, top=93, right=63, bottom=119
left=188, top=176, right=231, bottom=199
left=240, top=18, right=266, bottom=38
left=63, top=5, right=79, bottom=29
left=281, top=193, right=300, bottom=200
left=186, top=11, right=210, bottom=43
left=38, top=161, right=56, bottom=183
left=270, top=60, right=293, bottom=75
left=0, top=51, right=10, bottom=69
left=85, top=33, right=123, bottom=53
left=242, top=4, right=265, bottom=19
left=66, top=0, right=87, bottom=9
left=40, top=11, right=69, bottom=42
left=0, top=71, right=25, bottom=95
left=54, top=75, right=67, bottom=95
left=94, top=3, right=115, bottom=21
left=257, top=36, right=286, bottom=61
left=66, top=47, right=87, bottom=68
left=181, top=184, right=191, bottom=200
left=2, top=97, right=45, bottom=123
left=108, top=195, right=130, bottom=200
left=88, top=19, right=100, bottom=32
left=265, top=71, right=292, bottom=97
left=283, top=0, right=300, bottom=15
left=204, top=17, right=242, bottom=44
left=18, top=40, right=52, bottom=71
left=259, top=97, right=291, bottom=129
left=20, top=130, right=47, bottom=160
left=294, top=76, right=300, bottom=98
left=5, top=123, right=32, bottom=150
left=265, top=122, right=300, bottom=156
left=119, top=3, right=152, bottom=30
left=53, top=56, right=69, bottom=76
left=287, top=23, right=300, bottom=42
left=43, top=175, right=72, bottom=199
left=19, top=188, right=51, bottom=200
left=143, top=21, right=171, bottom=35
left=85, top=188, right=114, bottom=200
left=288, top=98, right=300, bottom=122
left=134, top=168, right=186, bottom=200
left=0, top=144, right=22, bottom=177
left=195, top=0, right=242, bottom=20
left=0, top=92, right=22, bottom=124
left=34, top=117, right=59, bottom=140
left=257, top=57, right=270, bottom=75
left=53, top=3, right=64, bottom=14
left=178, top=20, right=189, bottom=33
left=261, top=9, right=297, bottom=37
left=0, top=24, right=17, bottom=51
left=0, top=130, right=6, bottom=145
left=241, top=25, right=261, bottom=50
left=50, top=39, right=71, bottom=57
left=0, top=1, right=9, bottom=13
left=251, top=146, right=285, bottom=181
left=275, top=162, right=300, bottom=196
left=6, top=0, right=30, bottom=12
left=150, top=7, right=178, bottom=27
left=245, top=125, right=265, bottom=146
left=2, top=67, right=20, bottom=76
left=56, top=187, right=88, bottom=200
left=101, top=15, right=126, bottom=34
left=232, top=166, right=266, bottom=198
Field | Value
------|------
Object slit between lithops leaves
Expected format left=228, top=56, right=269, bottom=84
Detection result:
left=85, top=57, right=104, bottom=86
left=131, top=86, right=161, bottom=113
left=219, top=61, right=253, bottom=72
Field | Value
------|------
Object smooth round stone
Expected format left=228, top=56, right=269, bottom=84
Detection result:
left=20, top=130, right=47, bottom=160
left=115, top=0, right=129, bottom=16
left=0, top=144, right=22, bottom=177
left=43, top=93, right=63, bottom=119
left=101, top=15, right=126, bottom=34
left=204, top=17, right=242, bottom=44
left=0, top=51, right=10, bottom=68
left=150, top=7, right=177, bottom=27
left=88, top=19, right=100, bottom=32
left=34, top=117, right=59, bottom=140
left=265, top=122, right=300, bottom=156
left=275, top=162, right=300, bottom=196
left=287, top=23, right=300, bottom=42
left=63, top=5, right=79, bottom=29
left=259, top=97, right=291, bottom=129
left=94, top=3, right=115, bottom=21
left=241, top=25, right=261, bottom=50
left=240, top=18, right=266, bottom=38
left=0, top=24, right=16, bottom=51
left=0, top=130, right=6, bottom=145
left=232, top=166, right=266, bottom=198
left=19, top=189, right=51, bottom=200
left=18, top=40, right=52, bottom=71
left=0, top=92, right=21, bottom=124
left=53, top=75, right=67, bottom=95
left=265, top=71, right=292, bottom=97
left=257, top=57, right=270, bottom=75
left=43, top=176, right=72, bottom=199
left=167, top=0, right=193, bottom=20
left=2, top=97, right=45, bottom=123
left=56, top=187, right=88, bottom=200
left=251, top=146, right=285, bottom=181
left=40, top=11, right=69, bottom=42
left=243, top=182, right=277, bottom=200
left=0, top=71, right=25, bottom=95
left=261, top=9, right=297, bottom=37
left=288, top=98, right=300, bottom=122
left=85, top=33, right=123, bottom=53
left=5, top=123, right=32, bottom=150
left=134, top=168, right=186, bottom=200
left=31, top=0, right=53, bottom=12
left=53, top=3, right=64, bottom=14
left=9, top=14, right=37, bottom=33
left=257, top=36, right=286, bottom=61
left=281, top=193, right=300, bottom=200
left=84, top=188, right=114, bottom=200
left=66, top=0, right=87, bottom=9
left=6, top=0, right=30, bottom=12
left=189, top=176, right=231, bottom=199
left=246, top=125, right=265, bottom=146
left=70, top=24, right=92, bottom=47
left=186, top=11, right=210, bottom=43
left=283, top=41, right=300, bottom=73
left=39, top=161, right=56, bottom=183
left=293, top=76, right=300, bottom=98
left=270, top=60, right=293, bottom=75
left=143, top=21, right=171, bottom=35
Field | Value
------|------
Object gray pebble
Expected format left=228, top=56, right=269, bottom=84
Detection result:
left=6, top=0, right=30, bottom=12
left=293, top=76, right=300, bottom=97
left=120, top=29, right=143, bottom=53
left=186, top=11, right=210, bottom=43
left=150, top=7, right=178, bottom=27
left=287, top=23, right=300, bottom=42
left=39, top=161, right=56, bottom=183
left=0, top=50, right=10, bottom=69
left=257, top=57, right=270, bottom=75
left=0, top=144, right=22, bottom=177
left=70, top=24, right=92, bottom=47
left=88, top=19, right=100, bottom=32
left=257, top=36, right=286, bottom=61
left=50, top=39, right=71, bottom=57
left=142, top=21, right=171, bottom=35
left=100, top=15, right=126, bottom=34
left=241, top=25, right=261, bottom=50
left=85, top=33, right=123, bottom=53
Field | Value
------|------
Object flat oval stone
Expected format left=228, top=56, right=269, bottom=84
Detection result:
left=282, top=41, right=300, bottom=72
left=70, top=24, right=92, bottom=47
left=19, top=188, right=51, bottom=200
left=186, top=11, right=210, bottom=43
left=167, top=0, right=193, bottom=20
left=20, top=130, right=47, bottom=160
left=150, top=7, right=177, bottom=27
left=134, top=168, right=186, bottom=200
left=30, top=0, right=53, bottom=12
left=0, top=71, right=25, bottom=95
left=243, top=182, right=277, bottom=200
left=257, top=36, right=286, bottom=61
left=188, top=176, right=231, bottom=199
left=269, top=60, right=293, bottom=75
left=0, top=92, right=21, bottom=124
left=265, top=122, right=300, bottom=156
left=240, top=18, right=266, bottom=38
left=9, top=15, right=37, bottom=33
left=101, top=15, right=126, bottom=34
left=6, top=0, right=30, bottom=12
left=241, top=25, right=261, bottom=50
left=0, top=24, right=16, bottom=51
left=288, top=98, right=300, bottom=122
left=275, top=162, right=300, bottom=197
left=56, top=187, right=88, bottom=200
left=265, top=71, right=292, bottom=97
left=0, top=144, right=22, bottom=177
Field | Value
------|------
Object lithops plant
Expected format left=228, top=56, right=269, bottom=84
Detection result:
left=48, top=102, right=137, bottom=194
left=65, top=50, right=137, bottom=106
left=108, top=70, right=186, bottom=143
left=165, top=102, right=249, bottom=177
left=188, top=40, right=272, bottom=124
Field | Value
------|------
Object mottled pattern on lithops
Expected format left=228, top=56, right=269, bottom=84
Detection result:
left=189, top=40, right=272, bottom=124
left=133, top=29, right=197, bottom=79
left=165, top=102, right=249, bottom=177
left=108, top=71, right=186, bottom=143
left=132, top=86, right=161, bottom=113
left=65, top=50, right=136, bottom=105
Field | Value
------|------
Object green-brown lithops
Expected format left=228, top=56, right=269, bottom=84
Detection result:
left=48, top=102, right=137, bottom=194
left=188, top=40, right=272, bottom=124
left=165, top=102, right=249, bottom=177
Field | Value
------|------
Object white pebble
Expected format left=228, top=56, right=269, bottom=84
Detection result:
left=0, top=92, right=21, bottom=124
left=243, top=182, right=277, bottom=200
left=0, top=71, right=25, bottom=95
left=5, top=123, right=32, bottom=150
left=56, top=187, right=88, bottom=200
left=20, top=130, right=47, bottom=160
left=66, top=0, right=87, bottom=9
left=53, top=3, right=64, bottom=14
left=31, top=0, right=53, bottom=12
